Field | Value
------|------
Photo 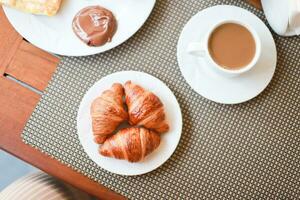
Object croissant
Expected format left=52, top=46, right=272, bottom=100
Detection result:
left=100, top=127, right=160, bottom=162
left=124, top=81, right=169, bottom=133
left=91, top=83, right=128, bottom=144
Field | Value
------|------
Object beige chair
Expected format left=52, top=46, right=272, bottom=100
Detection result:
left=0, top=172, right=92, bottom=200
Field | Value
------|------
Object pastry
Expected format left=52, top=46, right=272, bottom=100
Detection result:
left=72, top=6, right=117, bottom=47
left=91, top=83, right=128, bottom=144
left=0, top=0, right=62, bottom=16
left=100, top=127, right=161, bottom=162
left=124, top=81, right=169, bottom=133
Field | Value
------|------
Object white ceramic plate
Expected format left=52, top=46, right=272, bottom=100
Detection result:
left=77, top=71, right=182, bottom=176
left=3, top=0, right=156, bottom=56
left=177, top=5, right=277, bottom=104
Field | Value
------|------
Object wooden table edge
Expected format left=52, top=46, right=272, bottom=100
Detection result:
left=0, top=135, right=125, bottom=200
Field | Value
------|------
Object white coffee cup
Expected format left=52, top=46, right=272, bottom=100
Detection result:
left=187, top=20, right=261, bottom=77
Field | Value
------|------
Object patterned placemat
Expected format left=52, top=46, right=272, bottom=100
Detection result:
left=22, top=0, right=300, bottom=199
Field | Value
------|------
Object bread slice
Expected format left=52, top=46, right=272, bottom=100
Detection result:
left=0, top=0, right=62, bottom=16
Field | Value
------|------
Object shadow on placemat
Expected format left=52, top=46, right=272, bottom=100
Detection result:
left=23, top=0, right=300, bottom=199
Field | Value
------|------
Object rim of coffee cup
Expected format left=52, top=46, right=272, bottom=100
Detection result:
left=205, top=20, right=262, bottom=75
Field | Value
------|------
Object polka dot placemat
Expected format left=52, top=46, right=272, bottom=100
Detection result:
left=22, top=0, right=300, bottom=199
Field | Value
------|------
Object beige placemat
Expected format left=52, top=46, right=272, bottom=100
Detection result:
left=23, top=0, right=300, bottom=199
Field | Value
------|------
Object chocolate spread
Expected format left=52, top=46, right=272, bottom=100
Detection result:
left=72, top=6, right=117, bottom=47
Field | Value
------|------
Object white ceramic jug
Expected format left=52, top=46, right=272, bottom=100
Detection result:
left=262, top=0, right=300, bottom=36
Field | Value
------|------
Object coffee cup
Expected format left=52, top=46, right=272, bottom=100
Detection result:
left=187, top=20, right=261, bottom=77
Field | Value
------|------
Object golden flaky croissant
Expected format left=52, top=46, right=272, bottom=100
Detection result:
left=91, top=83, right=128, bottom=144
left=124, top=81, right=169, bottom=133
left=100, top=127, right=160, bottom=162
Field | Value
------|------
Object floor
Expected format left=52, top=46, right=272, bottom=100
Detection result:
left=0, top=150, right=38, bottom=191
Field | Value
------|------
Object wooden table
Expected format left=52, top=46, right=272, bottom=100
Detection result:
left=0, top=1, right=261, bottom=199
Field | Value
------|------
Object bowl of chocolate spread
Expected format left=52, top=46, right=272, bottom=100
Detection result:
left=72, top=6, right=117, bottom=47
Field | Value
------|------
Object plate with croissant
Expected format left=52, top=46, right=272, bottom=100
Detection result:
left=77, top=71, right=182, bottom=175
left=2, top=0, right=155, bottom=56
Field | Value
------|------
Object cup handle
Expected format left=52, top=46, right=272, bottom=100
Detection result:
left=187, top=42, right=206, bottom=57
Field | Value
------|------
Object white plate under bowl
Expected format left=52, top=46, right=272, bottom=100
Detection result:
left=3, top=0, right=156, bottom=56
left=177, top=5, right=277, bottom=104
left=77, top=71, right=182, bottom=176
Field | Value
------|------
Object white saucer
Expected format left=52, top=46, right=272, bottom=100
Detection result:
left=77, top=71, right=182, bottom=176
left=3, top=0, right=155, bottom=56
left=177, top=5, right=277, bottom=104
